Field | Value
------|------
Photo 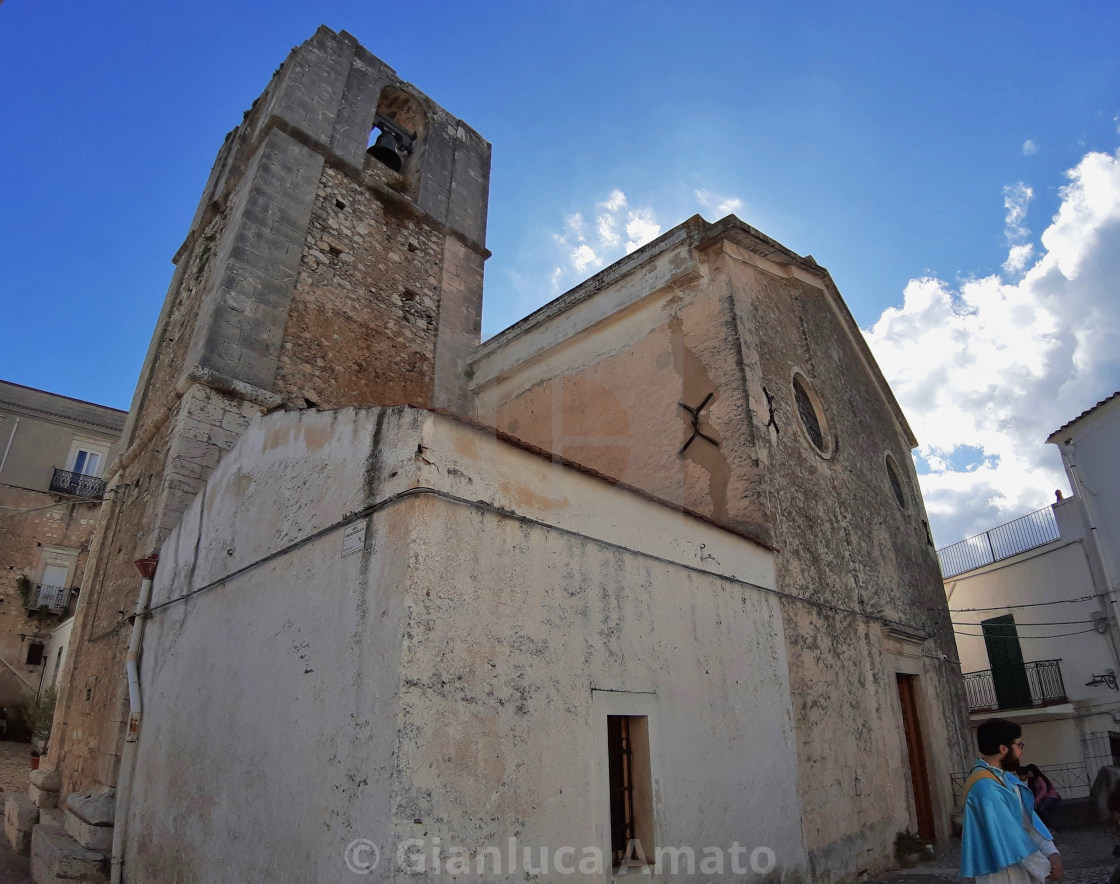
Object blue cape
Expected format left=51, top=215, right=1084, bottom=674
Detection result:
left=960, top=763, right=1054, bottom=878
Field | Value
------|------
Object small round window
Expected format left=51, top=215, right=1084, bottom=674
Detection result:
left=885, top=453, right=908, bottom=511
left=791, top=372, right=832, bottom=457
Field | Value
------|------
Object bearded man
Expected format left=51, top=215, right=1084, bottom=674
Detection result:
left=961, top=718, right=1063, bottom=882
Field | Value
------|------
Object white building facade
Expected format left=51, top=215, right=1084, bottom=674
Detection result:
left=944, top=392, right=1120, bottom=798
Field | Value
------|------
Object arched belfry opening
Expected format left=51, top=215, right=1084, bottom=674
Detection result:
left=367, top=86, right=426, bottom=175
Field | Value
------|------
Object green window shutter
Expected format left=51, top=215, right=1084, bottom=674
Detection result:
left=982, top=615, right=1032, bottom=710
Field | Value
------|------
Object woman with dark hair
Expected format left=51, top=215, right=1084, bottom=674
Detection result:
left=1023, top=764, right=1062, bottom=824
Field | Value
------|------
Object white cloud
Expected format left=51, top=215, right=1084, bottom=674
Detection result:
left=570, top=243, right=601, bottom=272
left=596, top=214, right=621, bottom=249
left=1003, top=182, right=1034, bottom=242
left=545, top=188, right=666, bottom=287
left=1022, top=139, right=1038, bottom=156
left=624, top=211, right=661, bottom=253
left=865, top=147, right=1120, bottom=547
left=696, top=188, right=744, bottom=216
left=506, top=182, right=741, bottom=326
left=599, top=189, right=627, bottom=213
left=1002, top=243, right=1034, bottom=275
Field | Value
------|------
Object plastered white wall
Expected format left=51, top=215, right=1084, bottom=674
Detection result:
left=124, top=406, right=806, bottom=882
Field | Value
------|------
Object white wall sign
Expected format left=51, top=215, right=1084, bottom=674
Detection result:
left=342, top=521, right=367, bottom=557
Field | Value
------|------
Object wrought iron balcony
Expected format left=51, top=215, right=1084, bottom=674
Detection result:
left=29, top=584, right=69, bottom=613
left=49, top=468, right=106, bottom=499
left=963, top=659, right=1067, bottom=713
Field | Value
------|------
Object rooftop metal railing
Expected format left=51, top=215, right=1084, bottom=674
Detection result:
left=937, top=506, right=1060, bottom=578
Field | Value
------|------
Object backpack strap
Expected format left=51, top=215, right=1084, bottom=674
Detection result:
left=962, top=767, right=1003, bottom=805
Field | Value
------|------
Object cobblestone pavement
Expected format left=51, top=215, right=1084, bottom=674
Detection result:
left=872, top=825, right=1120, bottom=883
left=0, top=742, right=36, bottom=883
left=0, top=741, right=32, bottom=796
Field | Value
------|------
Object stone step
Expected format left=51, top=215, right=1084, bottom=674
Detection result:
left=38, top=808, right=64, bottom=828
left=65, top=787, right=115, bottom=828
left=63, top=808, right=112, bottom=853
left=4, top=793, right=38, bottom=855
left=63, top=786, right=116, bottom=852
left=28, top=783, right=58, bottom=809
left=30, top=824, right=108, bottom=883
left=29, top=768, right=61, bottom=794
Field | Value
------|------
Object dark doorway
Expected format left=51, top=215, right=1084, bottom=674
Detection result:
left=897, top=674, right=935, bottom=841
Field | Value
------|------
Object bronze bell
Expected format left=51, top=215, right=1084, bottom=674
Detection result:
left=367, top=130, right=403, bottom=172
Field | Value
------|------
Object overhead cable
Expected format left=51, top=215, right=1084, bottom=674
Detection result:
left=952, top=619, right=1096, bottom=627
left=953, top=627, right=1098, bottom=639
left=948, top=595, right=1098, bottom=612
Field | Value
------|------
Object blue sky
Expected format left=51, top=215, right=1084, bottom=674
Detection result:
left=2, top=1, right=1119, bottom=545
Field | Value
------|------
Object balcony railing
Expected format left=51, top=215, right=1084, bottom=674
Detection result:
left=30, top=584, right=69, bottom=613
left=963, top=659, right=1067, bottom=713
left=937, top=506, right=1060, bottom=578
left=953, top=760, right=1091, bottom=802
left=49, top=468, right=106, bottom=499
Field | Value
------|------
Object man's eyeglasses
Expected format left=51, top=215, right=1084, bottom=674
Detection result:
left=1012, top=740, right=1026, bottom=749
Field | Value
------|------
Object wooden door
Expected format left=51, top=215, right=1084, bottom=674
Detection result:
left=897, top=674, right=935, bottom=841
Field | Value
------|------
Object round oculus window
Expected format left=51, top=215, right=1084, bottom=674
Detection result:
left=791, top=372, right=832, bottom=456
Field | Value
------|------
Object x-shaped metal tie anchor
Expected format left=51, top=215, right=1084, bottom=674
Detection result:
left=678, top=392, right=719, bottom=454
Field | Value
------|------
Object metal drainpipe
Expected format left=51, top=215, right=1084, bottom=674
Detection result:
left=1065, top=445, right=1120, bottom=667
left=0, top=416, right=19, bottom=476
left=110, top=555, right=158, bottom=884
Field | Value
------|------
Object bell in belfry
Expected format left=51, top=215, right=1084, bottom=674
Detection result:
left=368, top=129, right=404, bottom=171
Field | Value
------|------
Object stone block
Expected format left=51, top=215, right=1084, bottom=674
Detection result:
left=29, top=783, right=58, bottom=809
left=64, top=784, right=115, bottom=829
left=184, top=397, right=225, bottom=425
left=5, top=793, right=38, bottom=854
left=30, top=768, right=61, bottom=792
left=39, top=809, right=65, bottom=828
left=1091, top=763, right=1120, bottom=820
left=65, top=786, right=116, bottom=828
left=65, top=809, right=113, bottom=852
left=30, top=825, right=108, bottom=883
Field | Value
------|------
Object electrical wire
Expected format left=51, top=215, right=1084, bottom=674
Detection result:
left=954, top=627, right=1099, bottom=639
left=143, top=484, right=959, bottom=669
left=0, top=498, right=102, bottom=517
left=0, top=484, right=124, bottom=518
left=948, top=595, right=1098, bottom=612
left=952, top=619, right=1096, bottom=627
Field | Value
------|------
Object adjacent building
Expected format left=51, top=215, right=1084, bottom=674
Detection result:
left=0, top=381, right=125, bottom=709
left=34, top=27, right=970, bottom=883
left=942, top=391, right=1120, bottom=799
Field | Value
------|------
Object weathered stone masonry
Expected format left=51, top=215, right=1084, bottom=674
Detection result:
left=50, top=26, right=491, bottom=798
left=470, top=218, right=971, bottom=877
left=44, top=25, right=970, bottom=884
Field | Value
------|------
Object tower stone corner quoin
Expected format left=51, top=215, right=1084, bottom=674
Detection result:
left=42, top=25, right=969, bottom=884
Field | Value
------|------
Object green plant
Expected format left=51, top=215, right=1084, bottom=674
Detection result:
left=6, top=703, right=32, bottom=742
left=25, top=689, right=57, bottom=748
left=15, top=575, right=32, bottom=607
left=894, top=828, right=931, bottom=867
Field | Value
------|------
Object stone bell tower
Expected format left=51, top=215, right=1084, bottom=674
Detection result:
left=50, top=26, right=490, bottom=796
left=179, top=24, right=491, bottom=417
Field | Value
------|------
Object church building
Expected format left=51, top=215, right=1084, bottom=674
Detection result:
left=35, top=27, right=969, bottom=883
